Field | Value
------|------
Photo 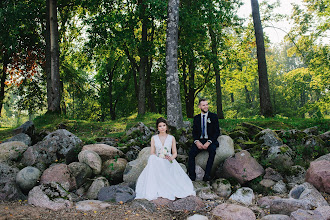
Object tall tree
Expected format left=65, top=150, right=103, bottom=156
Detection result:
left=46, top=0, right=61, bottom=113
left=166, top=0, right=183, bottom=128
left=251, top=0, right=273, bottom=117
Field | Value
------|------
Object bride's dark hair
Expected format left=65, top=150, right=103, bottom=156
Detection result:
left=156, top=117, right=169, bottom=133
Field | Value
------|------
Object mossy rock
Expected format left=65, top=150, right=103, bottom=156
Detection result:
left=228, top=130, right=250, bottom=141
left=241, top=122, right=264, bottom=139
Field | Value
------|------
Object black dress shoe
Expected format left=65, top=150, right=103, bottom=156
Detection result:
left=203, top=175, right=211, bottom=181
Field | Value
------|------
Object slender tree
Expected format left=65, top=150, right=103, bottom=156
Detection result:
left=46, top=0, right=61, bottom=113
left=251, top=0, right=273, bottom=117
left=166, top=0, right=183, bottom=128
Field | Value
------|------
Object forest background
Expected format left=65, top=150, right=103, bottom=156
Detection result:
left=0, top=0, right=329, bottom=132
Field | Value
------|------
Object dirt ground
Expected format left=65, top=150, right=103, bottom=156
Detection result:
left=0, top=200, right=212, bottom=220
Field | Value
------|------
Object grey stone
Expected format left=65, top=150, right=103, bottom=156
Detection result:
left=255, top=129, right=283, bottom=147
left=28, top=183, right=73, bottom=211
left=102, top=158, right=127, bottom=184
left=187, top=214, right=208, bottom=220
left=212, top=178, right=232, bottom=198
left=258, top=196, right=282, bottom=209
left=82, top=144, right=124, bottom=161
left=270, top=199, right=312, bottom=215
left=0, top=141, right=28, bottom=163
left=260, top=215, right=290, bottom=220
left=195, top=165, right=205, bottom=181
left=86, top=177, right=109, bottom=199
left=78, top=150, right=102, bottom=175
left=315, top=206, right=330, bottom=220
left=43, top=129, right=82, bottom=157
left=13, top=121, right=35, bottom=138
left=260, top=179, right=276, bottom=188
left=98, top=185, right=135, bottom=203
left=303, top=126, right=318, bottom=135
left=267, top=144, right=293, bottom=167
left=0, top=162, right=26, bottom=201
left=68, top=162, right=92, bottom=188
left=195, top=135, right=235, bottom=175
left=131, top=199, right=156, bottom=212
left=197, top=188, right=219, bottom=200
left=286, top=165, right=306, bottom=188
left=290, top=209, right=325, bottom=220
left=193, top=181, right=211, bottom=192
left=3, top=133, right=31, bottom=146
left=272, top=180, right=287, bottom=194
left=16, top=166, right=41, bottom=192
left=75, top=200, right=112, bottom=211
left=229, top=187, right=255, bottom=205
left=289, top=182, right=328, bottom=208
left=123, top=147, right=150, bottom=183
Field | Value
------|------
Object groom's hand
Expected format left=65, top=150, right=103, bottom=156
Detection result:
left=196, top=141, right=204, bottom=149
left=202, top=141, right=210, bottom=149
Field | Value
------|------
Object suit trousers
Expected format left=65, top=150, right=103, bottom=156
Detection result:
left=188, top=139, right=217, bottom=179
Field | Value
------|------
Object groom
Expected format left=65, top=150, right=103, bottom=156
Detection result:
left=188, top=98, right=220, bottom=181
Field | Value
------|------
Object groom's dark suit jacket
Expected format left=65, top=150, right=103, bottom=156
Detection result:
left=192, top=111, right=220, bottom=146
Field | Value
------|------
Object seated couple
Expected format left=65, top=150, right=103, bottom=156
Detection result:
left=135, top=98, right=220, bottom=201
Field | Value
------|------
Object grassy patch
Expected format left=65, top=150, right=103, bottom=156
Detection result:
left=1, top=113, right=329, bottom=143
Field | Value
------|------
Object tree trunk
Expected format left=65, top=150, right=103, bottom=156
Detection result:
left=166, top=0, right=183, bottom=128
left=251, top=0, right=273, bottom=117
left=230, top=93, right=234, bottom=103
left=209, top=26, right=224, bottom=119
left=185, top=59, right=195, bottom=118
left=146, top=57, right=156, bottom=112
left=0, top=51, right=8, bottom=117
left=137, top=0, right=147, bottom=116
left=47, top=0, right=61, bottom=113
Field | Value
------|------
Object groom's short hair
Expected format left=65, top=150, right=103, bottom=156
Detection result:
left=199, top=98, right=208, bottom=104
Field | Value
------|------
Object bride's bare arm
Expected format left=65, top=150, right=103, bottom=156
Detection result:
left=150, top=136, right=156, bottom=155
left=170, top=136, right=177, bottom=161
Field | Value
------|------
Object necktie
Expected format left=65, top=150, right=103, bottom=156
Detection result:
left=202, top=115, right=205, bottom=138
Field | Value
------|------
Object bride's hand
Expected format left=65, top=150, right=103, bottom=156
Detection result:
left=165, top=155, right=172, bottom=161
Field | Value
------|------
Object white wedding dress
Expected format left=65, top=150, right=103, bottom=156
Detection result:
left=135, top=134, right=196, bottom=201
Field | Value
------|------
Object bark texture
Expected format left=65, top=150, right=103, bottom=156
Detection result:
left=251, top=0, right=273, bottom=117
left=166, top=0, right=184, bottom=128
left=47, top=0, right=61, bottom=113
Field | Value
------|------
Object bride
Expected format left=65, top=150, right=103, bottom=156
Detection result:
left=135, top=117, right=196, bottom=201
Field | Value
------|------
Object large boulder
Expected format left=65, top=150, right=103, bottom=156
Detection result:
left=223, top=150, right=264, bottom=184
left=305, top=159, right=330, bottom=194
left=97, top=185, right=135, bottom=203
left=28, top=183, right=73, bottom=211
left=82, top=144, right=124, bottom=161
left=3, top=133, right=32, bottom=146
left=260, top=215, right=290, bottom=220
left=40, top=164, right=76, bottom=191
left=195, top=135, right=235, bottom=174
left=126, top=122, right=152, bottom=139
left=21, top=139, right=60, bottom=171
left=78, top=150, right=102, bottom=175
left=16, top=166, right=41, bottom=192
left=0, top=162, right=26, bottom=201
left=68, top=162, right=93, bottom=188
left=123, top=147, right=150, bottom=183
left=0, top=141, right=28, bottom=163
left=255, top=129, right=283, bottom=147
left=286, top=165, right=306, bottom=188
left=43, top=129, right=82, bottom=157
left=277, top=129, right=307, bottom=146
left=212, top=203, right=256, bottom=220
left=102, top=158, right=127, bottom=184
left=289, top=182, right=328, bottom=208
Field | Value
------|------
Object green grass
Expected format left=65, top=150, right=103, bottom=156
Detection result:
left=0, top=113, right=329, bottom=143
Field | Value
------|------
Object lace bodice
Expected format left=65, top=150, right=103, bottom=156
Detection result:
left=154, top=134, right=173, bottom=157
